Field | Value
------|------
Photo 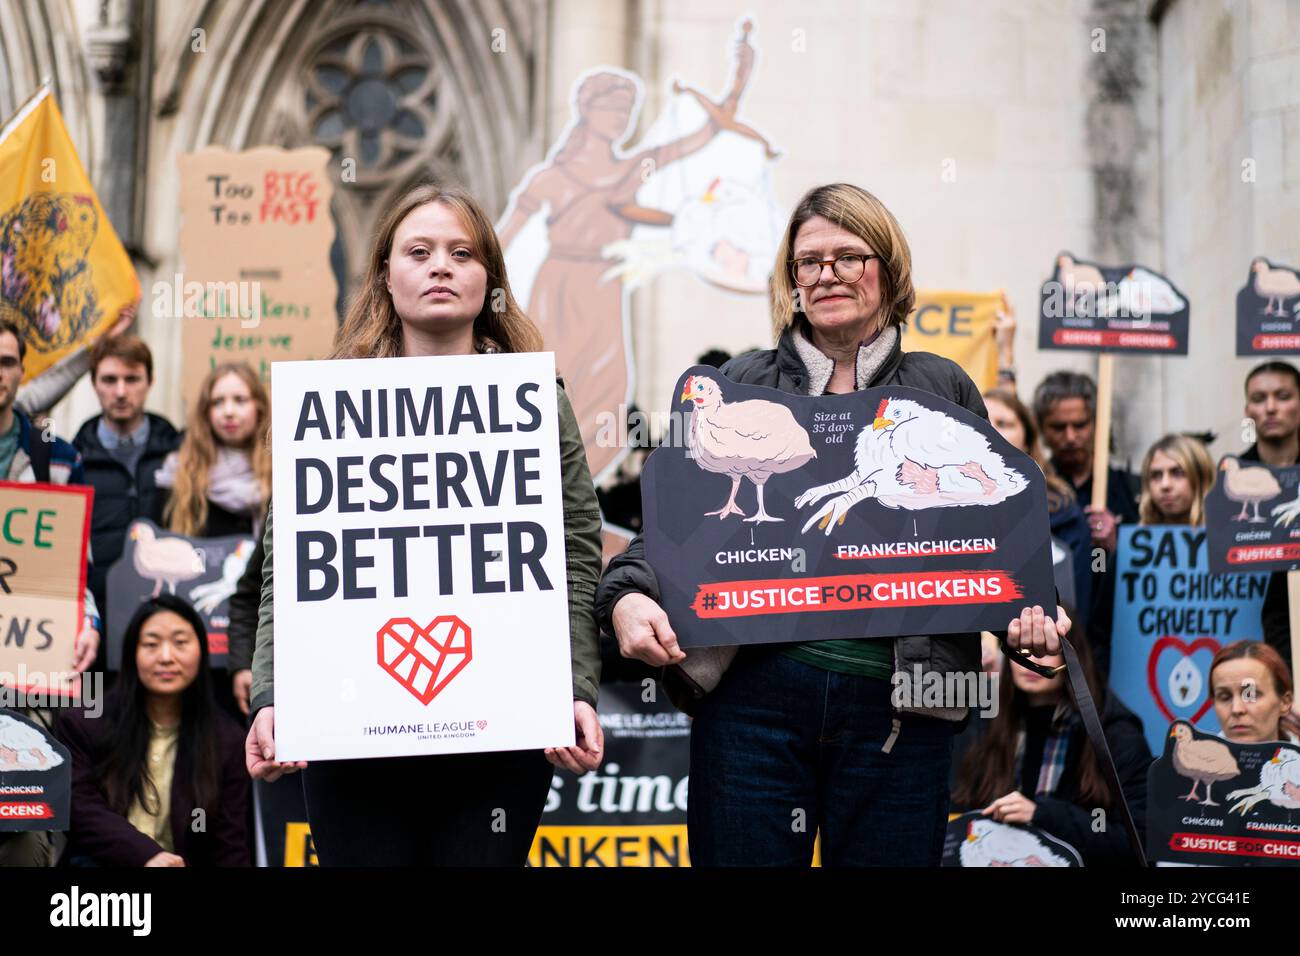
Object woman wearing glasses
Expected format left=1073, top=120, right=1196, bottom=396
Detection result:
left=596, top=183, right=1071, bottom=866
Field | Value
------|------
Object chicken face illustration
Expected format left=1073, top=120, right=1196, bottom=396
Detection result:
left=1169, top=722, right=1241, bottom=806
left=958, top=818, right=1072, bottom=867
left=1167, top=656, right=1204, bottom=711
left=1219, top=457, right=1281, bottom=523
left=1226, top=747, right=1300, bottom=815
left=681, top=374, right=817, bottom=522
left=795, top=397, right=1027, bottom=535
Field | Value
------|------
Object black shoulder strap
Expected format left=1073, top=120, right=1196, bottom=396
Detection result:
left=27, top=423, right=52, bottom=484
left=1000, top=635, right=1148, bottom=865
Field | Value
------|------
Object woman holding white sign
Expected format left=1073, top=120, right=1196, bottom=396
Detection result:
left=597, top=183, right=1072, bottom=866
left=244, top=184, right=605, bottom=866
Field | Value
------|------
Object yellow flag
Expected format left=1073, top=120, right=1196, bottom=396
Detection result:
left=901, top=290, right=1002, bottom=393
left=0, top=85, right=139, bottom=381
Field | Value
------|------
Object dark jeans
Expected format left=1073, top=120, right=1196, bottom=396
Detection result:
left=688, top=647, right=954, bottom=867
left=302, top=748, right=552, bottom=866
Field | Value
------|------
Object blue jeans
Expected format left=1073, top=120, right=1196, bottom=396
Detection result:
left=688, top=646, right=954, bottom=866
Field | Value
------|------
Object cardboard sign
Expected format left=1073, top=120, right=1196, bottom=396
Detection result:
left=1147, top=721, right=1300, bottom=866
left=0, top=481, right=91, bottom=697
left=532, top=681, right=691, bottom=867
left=942, top=812, right=1082, bottom=867
left=1037, top=252, right=1189, bottom=354
left=1110, top=526, right=1268, bottom=754
left=104, top=519, right=255, bottom=670
left=176, top=147, right=338, bottom=410
left=900, top=290, right=1001, bottom=393
left=270, top=353, right=574, bottom=761
left=641, top=369, right=1056, bottom=648
left=0, top=708, right=70, bottom=831
left=1236, top=258, right=1300, bottom=355
left=1205, top=457, right=1300, bottom=574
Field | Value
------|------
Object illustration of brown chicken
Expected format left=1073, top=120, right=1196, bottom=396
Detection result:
left=681, top=374, right=816, bottom=522
left=1251, top=258, right=1300, bottom=315
left=1169, top=722, right=1240, bottom=806
left=1219, top=457, right=1281, bottom=523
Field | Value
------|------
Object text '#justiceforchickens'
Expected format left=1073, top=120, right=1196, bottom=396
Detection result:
left=641, top=367, right=1057, bottom=648
left=1205, top=457, right=1300, bottom=574
left=1146, top=721, right=1300, bottom=866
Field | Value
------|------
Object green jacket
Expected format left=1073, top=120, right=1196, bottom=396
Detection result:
left=250, top=381, right=603, bottom=714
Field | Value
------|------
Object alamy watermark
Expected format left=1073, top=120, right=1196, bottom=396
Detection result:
left=0, top=666, right=103, bottom=718
left=890, top=665, right=999, bottom=718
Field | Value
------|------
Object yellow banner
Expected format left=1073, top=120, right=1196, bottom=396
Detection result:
left=0, top=86, right=140, bottom=381
left=901, top=290, right=1001, bottom=393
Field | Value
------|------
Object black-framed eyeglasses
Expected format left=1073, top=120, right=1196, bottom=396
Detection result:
left=789, top=253, right=880, bottom=288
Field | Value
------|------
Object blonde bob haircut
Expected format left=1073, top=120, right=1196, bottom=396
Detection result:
left=331, top=182, right=543, bottom=360
left=1138, top=432, right=1215, bottom=526
left=769, top=183, right=915, bottom=344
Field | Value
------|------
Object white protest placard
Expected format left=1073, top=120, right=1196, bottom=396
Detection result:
left=270, top=352, right=574, bottom=760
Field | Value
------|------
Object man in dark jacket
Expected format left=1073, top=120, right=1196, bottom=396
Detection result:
left=73, top=334, right=180, bottom=634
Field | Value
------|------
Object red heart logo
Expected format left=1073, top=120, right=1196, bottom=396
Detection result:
left=1146, top=635, right=1219, bottom=725
left=377, top=616, right=472, bottom=705
left=476, top=720, right=487, bottom=730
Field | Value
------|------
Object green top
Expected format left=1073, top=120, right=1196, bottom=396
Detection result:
left=250, top=381, right=604, bottom=712
left=781, top=638, right=893, bottom=680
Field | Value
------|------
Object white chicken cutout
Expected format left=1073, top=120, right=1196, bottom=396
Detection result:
left=681, top=374, right=816, bottom=522
left=795, top=396, right=1028, bottom=535
left=188, top=537, right=256, bottom=615
left=957, top=817, right=1075, bottom=867
left=1227, top=747, right=1300, bottom=815
left=1167, top=655, right=1204, bottom=711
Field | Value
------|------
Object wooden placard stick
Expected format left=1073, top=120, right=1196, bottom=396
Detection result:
left=1091, top=353, right=1115, bottom=511
left=1288, top=570, right=1300, bottom=674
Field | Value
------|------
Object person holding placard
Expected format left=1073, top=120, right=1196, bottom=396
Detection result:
left=244, top=184, right=604, bottom=866
left=1240, top=362, right=1300, bottom=672
left=1208, top=641, right=1299, bottom=744
left=597, top=183, right=1071, bottom=867
left=55, top=594, right=249, bottom=866
left=950, top=625, right=1151, bottom=867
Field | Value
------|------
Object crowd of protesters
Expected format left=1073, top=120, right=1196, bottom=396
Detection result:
left=1, top=178, right=1298, bottom=868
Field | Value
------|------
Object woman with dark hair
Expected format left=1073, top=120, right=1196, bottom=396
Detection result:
left=56, top=594, right=249, bottom=866
left=950, top=620, right=1151, bottom=867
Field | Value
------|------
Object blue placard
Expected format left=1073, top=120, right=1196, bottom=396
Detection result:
left=1110, top=526, right=1269, bottom=754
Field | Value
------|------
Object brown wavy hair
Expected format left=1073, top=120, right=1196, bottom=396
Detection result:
left=769, top=183, right=915, bottom=344
left=165, top=362, right=271, bottom=536
left=331, top=183, right=543, bottom=359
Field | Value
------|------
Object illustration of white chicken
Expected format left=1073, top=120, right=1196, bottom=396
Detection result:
left=681, top=374, right=816, bottom=522
left=1226, top=747, right=1300, bottom=815
left=1271, top=482, right=1300, bottom=527
left=0, top=715, right=64, bottom=770
left=1251, top=258, right=1300, bottom=315
left=188, top=538, right=255, bottom=614
left=958, top=818, right=1073, bottom=867
left=1219, top=457, right=1281, bottom=523
left=1169, top=722, right=1240, bottom=806
left=795, top=397, right=1027, bottom=535
left=130, top=521, right=205, bottom=596
left=1102, top=266, right=1186, bottom=317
